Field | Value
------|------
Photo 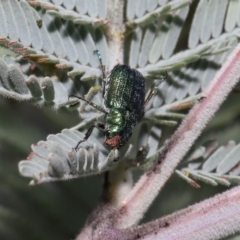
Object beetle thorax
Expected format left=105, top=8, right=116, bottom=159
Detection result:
left=106, top=108, right=125, bottom=136
left=104, top=108, right=126, bottom=149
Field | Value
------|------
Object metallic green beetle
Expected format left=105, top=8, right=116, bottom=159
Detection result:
left=70, top=51, right=167, bottom=160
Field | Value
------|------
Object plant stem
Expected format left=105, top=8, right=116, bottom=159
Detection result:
left=106, top=0, right=125, bottom=69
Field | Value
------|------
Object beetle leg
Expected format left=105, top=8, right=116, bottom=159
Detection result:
left=144, top=71, right=168, bottom=107
left=143, top=86, right=158, bottom=107
left=69, top=95, right=108, bottom=114
left=74, top=122, right=105, bottom=151
left=95, top=123, right=105, bottom=130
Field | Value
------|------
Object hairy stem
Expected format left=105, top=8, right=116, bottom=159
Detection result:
left=106, top=0, right=125, bottom=68
left=144, top=185, right=240, bottom=239
left=100, top=185, right=240, bottom=240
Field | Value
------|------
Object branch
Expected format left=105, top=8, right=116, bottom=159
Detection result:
left=100, top=185, right=240, bottom=240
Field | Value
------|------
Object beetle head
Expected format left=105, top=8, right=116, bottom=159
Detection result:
left=104, top=135, right=121, bottom=149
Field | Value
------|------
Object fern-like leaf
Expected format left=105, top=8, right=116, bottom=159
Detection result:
left=177, top=141, right=240, bottom=187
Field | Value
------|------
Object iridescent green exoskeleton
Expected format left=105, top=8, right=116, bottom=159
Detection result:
left=69, top=51, right=167, bottom=161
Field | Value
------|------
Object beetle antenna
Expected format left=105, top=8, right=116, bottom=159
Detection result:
left=94, top=50, right=107, bottom=97
left=94, top=50, right=106, bottom=79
